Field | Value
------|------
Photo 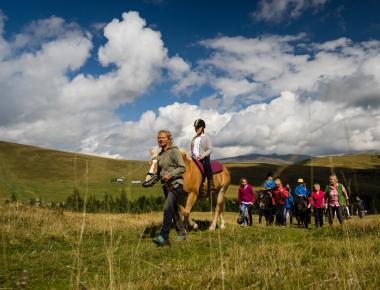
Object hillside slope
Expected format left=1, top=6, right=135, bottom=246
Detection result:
left=301, top=154, right=380, bottom=169
left=1, top=141, right=379, bottom=211
left=0, top=141, right=158, bottom=202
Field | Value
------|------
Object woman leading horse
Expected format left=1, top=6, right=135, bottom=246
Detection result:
left=144, top=129, right=230, bottom=233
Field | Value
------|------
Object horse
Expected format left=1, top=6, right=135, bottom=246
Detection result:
left=293, top=195, right=310, bottom=228
left=257, top=190, right=274, bottom=226
left=143, top=150, right=231, bottom=231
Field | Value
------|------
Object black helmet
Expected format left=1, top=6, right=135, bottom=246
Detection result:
left=194, top=119, right=206, bottom=129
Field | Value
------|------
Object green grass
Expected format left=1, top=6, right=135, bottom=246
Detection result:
left=1, top=141, right=380, bottom=212
left=0, top=141, right=161, bottom=203
left=302, top=154, right=380, bottom=169
left=1, top=207, right=379, bottom=289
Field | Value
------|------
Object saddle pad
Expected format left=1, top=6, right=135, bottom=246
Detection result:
left=193, top=158, right=224, bottom=176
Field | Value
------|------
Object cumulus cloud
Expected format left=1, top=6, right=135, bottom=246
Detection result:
left=253, top=0, right=328, bottom=23
left=0, top=10, right=379, bottom=160
left=0, top=11, right=187, bottom=154
left=84, top=92, right=380, bottom=159
left=176, top=34, right=380, bottom=111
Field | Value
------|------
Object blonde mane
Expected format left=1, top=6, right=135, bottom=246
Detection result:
left=179, top=148, right=192, bottom=160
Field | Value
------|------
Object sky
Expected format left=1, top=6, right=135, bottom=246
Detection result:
left=0, top=0, right=380, bottom=159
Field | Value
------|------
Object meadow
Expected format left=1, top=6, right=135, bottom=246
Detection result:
left=1, top=141, right=380, bottom=212
left=1, top=207, right=379, bottom=289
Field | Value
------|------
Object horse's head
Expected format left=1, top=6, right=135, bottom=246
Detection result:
left=260, top=190, right=273, bottom=208
left=142, top=149, right=160, bottom=187
left=294, top=195, right=308, bottom=211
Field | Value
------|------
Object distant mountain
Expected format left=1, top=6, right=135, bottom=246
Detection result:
left=217, top=153, right=311, bottom=164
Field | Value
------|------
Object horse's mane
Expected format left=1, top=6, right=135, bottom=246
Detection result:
left=179, top=148, right=192, bottom=161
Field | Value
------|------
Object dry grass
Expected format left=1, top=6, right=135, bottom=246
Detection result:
left=1, top=207, right=380, bottom=289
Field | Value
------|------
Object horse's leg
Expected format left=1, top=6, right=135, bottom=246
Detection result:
left=183, top=191, right=197, bottom=218
left=183, top=192, right=199, bottom=231
left=209, top=188, right=225, bottom=231
left=179, top=204, right=198, bottom=231
left=218, top=213, right=226, bottom=229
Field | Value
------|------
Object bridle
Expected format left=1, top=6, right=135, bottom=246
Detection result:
left=142, top=157, right=160, bottom=187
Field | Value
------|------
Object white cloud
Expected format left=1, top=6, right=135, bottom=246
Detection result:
left=0, top=10, right=379, bottom=160
left=253, top=0, right=328, bottom=23
left=83, top=92, right=380, bottom=159
left=0, top=11, right=188, bottom=154
left=176, top=34, right=380, bottom=111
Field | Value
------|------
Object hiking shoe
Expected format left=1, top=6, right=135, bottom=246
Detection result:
left=175, top=235, right=186, bottom=241
left=153, top=235, right=168, bottom=246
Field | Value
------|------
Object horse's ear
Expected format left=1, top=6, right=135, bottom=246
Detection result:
left=149, top=148, right=157, bottom=157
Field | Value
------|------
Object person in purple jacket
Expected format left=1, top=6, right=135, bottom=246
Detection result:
left=237, top=178, right=256, bottom=226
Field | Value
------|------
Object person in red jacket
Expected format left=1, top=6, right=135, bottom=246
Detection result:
left=237, top=178, right=256, bottom=226
left=271, top=178, right=289, bottom=226
left=308, top=183, right=325, bottom=228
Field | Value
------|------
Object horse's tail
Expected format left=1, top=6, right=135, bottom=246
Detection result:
left=219, top=165, right=230, bottom=193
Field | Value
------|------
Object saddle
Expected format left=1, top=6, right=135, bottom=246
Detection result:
left=192, top=158, right=224, bottom=176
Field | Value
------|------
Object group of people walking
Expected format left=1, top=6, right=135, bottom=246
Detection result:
left=149, top=118, right=366, bottom=247
left=237, top=173, right=360, bottom=228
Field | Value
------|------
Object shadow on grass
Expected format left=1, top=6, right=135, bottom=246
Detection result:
left=142, top=219, right=212, bottom=238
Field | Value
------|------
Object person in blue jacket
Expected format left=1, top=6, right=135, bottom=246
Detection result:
left=263, top=172, right=275, bottom=189
left=294, top=178, right=311, bottom=224
left=258, top=172, right=276, bottom=224
left=294, top=178, right=309, bottom=196
left=284, top=184, right=294, bottom=226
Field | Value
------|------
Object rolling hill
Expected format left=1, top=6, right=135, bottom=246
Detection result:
left=1, top=141, right=379, bottom=211
left=0, top=141, right=159, bottom=203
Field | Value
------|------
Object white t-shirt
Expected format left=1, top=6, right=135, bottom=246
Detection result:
left=192, top=134, right=204, bottom=157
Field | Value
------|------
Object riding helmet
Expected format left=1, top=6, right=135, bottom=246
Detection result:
left=194, top=119, right=206, bottom=129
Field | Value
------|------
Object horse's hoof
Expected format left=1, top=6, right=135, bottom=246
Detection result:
left=220, top=224, right=226, bottom=230
left=192, top=223, right=199, bottom=231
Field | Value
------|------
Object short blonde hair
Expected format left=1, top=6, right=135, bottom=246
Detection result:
left=157, top=130, right=173, bottom=146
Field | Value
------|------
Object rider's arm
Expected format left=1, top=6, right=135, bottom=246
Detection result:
left=201, top=135, right=213, bottom=158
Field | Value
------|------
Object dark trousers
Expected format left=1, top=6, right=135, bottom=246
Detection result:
left=264, top=208, right=274, bottom=225
left=313, top=207, right=324, bottom=228
left=160, top=184, right=186, bottom=239
left=328, top=205, right=344, bottom=225
left=201, top=156, right=212, bottom=182
left=275, top=205, right=285, bottom=226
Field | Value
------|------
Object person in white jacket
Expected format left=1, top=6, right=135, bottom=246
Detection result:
left=191, top=119, right=215, bottom=195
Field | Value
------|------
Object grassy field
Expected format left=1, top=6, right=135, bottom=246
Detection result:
left=0, top=141, right=161, bottom=203
left=1, top=207, right=379, bottom=289
left=1, top=141, right=380, bottom=211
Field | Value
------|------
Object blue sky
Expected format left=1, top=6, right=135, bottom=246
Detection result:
left=0, top=0, right=380, bottom=158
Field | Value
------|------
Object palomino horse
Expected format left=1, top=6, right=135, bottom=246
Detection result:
left=143, top=150, right=230, bottom=231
